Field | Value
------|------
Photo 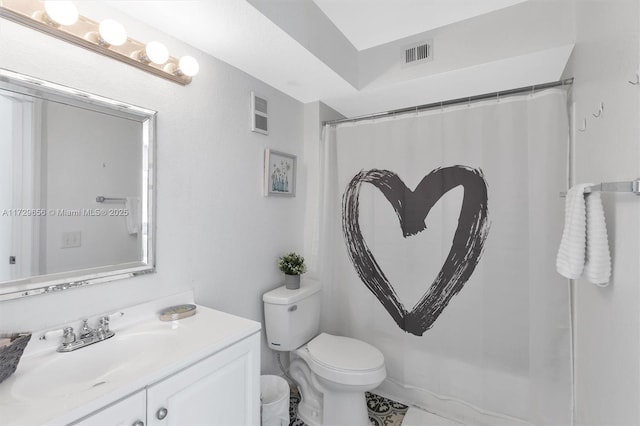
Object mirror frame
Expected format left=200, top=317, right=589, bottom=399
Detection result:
left=0, top=68, right=156, bottom=301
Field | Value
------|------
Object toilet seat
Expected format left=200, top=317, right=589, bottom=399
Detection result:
left=297, top=333, right=386, bottom=386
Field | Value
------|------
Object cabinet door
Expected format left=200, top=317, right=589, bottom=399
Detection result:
left=71, top=389, right=146, bottom=426
left=147, top=333, right=260, bottom=426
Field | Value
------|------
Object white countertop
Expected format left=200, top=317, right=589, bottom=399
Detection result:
left=0, top=293, right=261, bottom=425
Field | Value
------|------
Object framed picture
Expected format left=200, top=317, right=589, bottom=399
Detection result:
left=264, top=149, right=296, bottom=197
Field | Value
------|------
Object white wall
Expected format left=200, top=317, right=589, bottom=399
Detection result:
left=0, top=7, right=304, bottom=375
left=564, top=0, right=640, bottom=424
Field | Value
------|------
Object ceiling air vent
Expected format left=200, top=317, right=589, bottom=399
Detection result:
left=403, top=40, right=433, bottom=67
left=251, top=91, right=268, bottom=135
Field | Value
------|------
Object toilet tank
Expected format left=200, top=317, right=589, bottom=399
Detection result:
left=263, top=280, right=321, bottom=351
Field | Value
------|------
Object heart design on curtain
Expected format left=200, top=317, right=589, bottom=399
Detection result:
left=342, top=166, right=490, bottom=336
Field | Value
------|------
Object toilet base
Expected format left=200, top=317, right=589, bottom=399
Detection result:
left=290, top=358, right=377, bottom=426
left=297, top=397, right=322, bottom=426
left=323, top=389, right=369, bottom=426
left=296, top=387, right=370, bottom=426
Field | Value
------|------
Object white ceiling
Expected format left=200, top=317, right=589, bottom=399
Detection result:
left=105, top=0, right=574, bottom=118
left=104, top=1, right=358, bottom=103
left=311, top=0, right=527, bottom=51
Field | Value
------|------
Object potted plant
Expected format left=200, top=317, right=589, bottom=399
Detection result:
left=278, top=252, right=307, bottom=289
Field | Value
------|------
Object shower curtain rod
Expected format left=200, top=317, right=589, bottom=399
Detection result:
left=323, top=78, right=574, bottom=126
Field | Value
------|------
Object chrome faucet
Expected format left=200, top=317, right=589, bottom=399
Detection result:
left=48, top=313, right=122, bottom=352
left=79, top=319, right=95, bottom=339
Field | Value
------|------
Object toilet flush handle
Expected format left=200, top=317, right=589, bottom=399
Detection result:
left=288, top=305, right=297, bottom=312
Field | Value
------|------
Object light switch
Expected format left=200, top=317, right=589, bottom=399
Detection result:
left=61, top=231, right=82, bottom=248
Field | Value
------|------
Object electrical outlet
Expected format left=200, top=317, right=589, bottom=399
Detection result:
left=61, top=231, right=82, bottom=248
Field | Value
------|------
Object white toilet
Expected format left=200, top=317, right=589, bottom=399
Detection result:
left=263, top=280, right=386, bottom=426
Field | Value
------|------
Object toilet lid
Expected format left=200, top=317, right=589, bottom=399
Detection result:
left=307, top=333, right=384, bottom=371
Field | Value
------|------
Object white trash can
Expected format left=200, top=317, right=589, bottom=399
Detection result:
left=261, top=375, right=290, bottom=426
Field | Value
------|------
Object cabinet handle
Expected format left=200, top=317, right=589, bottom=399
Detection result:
left=132, top=421, right=144, bottom=426
left=156, top=407, right=168, bottom=420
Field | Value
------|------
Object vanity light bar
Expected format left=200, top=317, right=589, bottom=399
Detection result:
left=0, top=0, right=198, bottom=85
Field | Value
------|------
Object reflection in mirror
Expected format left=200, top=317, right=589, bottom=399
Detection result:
left=0, top=69, right=156, bottom=300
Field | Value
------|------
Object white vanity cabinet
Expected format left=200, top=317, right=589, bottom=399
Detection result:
left=72, top=390, right=146, bottom=426
left=71, top=333, right=260, bottom=426
left=147, top=332, right=260, bottom=426
left=0, top=298, right=262, bottom=426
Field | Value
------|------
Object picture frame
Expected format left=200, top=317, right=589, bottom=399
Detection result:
left=264, top=149, right=296, bottom=197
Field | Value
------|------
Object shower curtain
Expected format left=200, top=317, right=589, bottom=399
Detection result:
left=316, top=89, right=572, bottom=425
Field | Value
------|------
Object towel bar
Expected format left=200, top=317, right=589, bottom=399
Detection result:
left=584, top=179, right=640, bottom=194
left=559, top=178, right=640, bottom=197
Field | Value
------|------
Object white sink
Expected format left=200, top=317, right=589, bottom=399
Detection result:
left=11, top=329, right=178, bottom=399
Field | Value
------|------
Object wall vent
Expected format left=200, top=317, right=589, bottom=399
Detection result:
left=403, top=40, right=433, bottom=66
left=251, top=91, right=268, bottom=135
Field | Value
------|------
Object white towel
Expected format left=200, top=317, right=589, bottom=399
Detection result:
left=125, top=196, right=140, bottom=235
left=556, top=184, right=589, bottom=279
left=556, top=184, right=611, bottom=286
left=583, top=192, right=611, bottom=286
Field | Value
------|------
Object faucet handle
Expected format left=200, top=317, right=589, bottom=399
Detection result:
left=97, top=311, right=123, bottom=334
left=98, top=316, right=110, bottom=332
left=62, top=327, right=75, bottom=344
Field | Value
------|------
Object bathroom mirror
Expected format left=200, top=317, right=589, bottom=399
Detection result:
left=0, top=69, right=156, bottom=300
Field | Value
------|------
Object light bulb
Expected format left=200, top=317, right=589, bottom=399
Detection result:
left=44, top=1, right=78, bottom=26
left=145, top=41, right=169, bottom=65
left=99, top=19, right=127, bottom=46
left=178, top=56, right=199, bottom=77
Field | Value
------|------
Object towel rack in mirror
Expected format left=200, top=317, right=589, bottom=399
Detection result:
left=96, top=196, right=127, bottom=203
